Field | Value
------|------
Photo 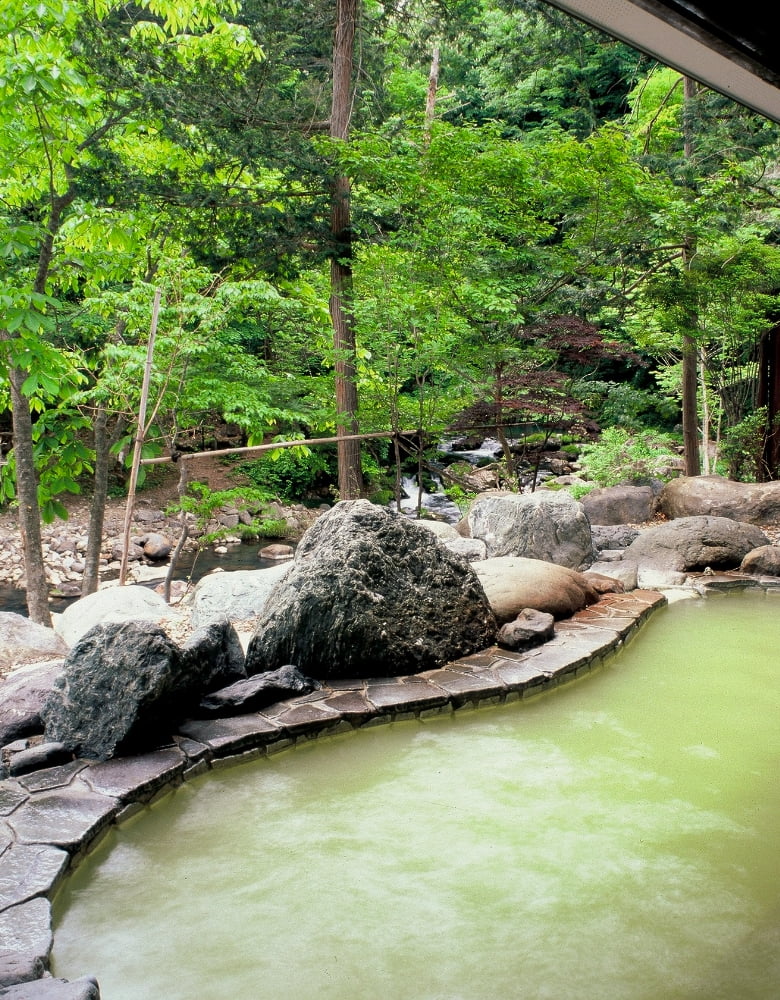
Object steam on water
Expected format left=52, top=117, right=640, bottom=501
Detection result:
left=53, top=591, right=780, bottom=1000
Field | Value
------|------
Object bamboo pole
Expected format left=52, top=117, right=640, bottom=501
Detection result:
left=140, top=429, right=420, bottom=466
left=119, top=287, right=162, bottom=585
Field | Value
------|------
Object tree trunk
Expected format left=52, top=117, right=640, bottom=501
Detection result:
left=329, top=0, right=363, bottom=499
left=3, top=186, right=76, bottom=621
left=82, top=409, right=127, bottom=596
left=6, top=362, right=51, bottom=625
left=81, top=405, right=109, bottom=597
left=423, top=45, right=440, bottom=143
left=681, top=77, right=701, bottom=477
left=757, top=324, right=780, bottom=479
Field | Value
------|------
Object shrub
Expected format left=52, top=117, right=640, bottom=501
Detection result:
left=720, top=407, right=777, bottom=482
left=579, top=427, right=680, bottom=487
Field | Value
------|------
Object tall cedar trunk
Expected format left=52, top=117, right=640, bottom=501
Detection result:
left=329, top=0, right=363, bottom=499
left=681, top=77, right=701, bottom=477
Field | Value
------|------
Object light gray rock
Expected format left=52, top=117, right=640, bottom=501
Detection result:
left=187, top=564, right=292, bottom=629
left=54, top=586, right=169, bottom=648
left=0, top=615, right=68, bottom=676
left=467, top=491, right=594, bottom=568
left=660, top=475, right=780, bottom=525
left=586, top=561, right=638, bottom=591
left=245, top=500, right=496, bottom=680
left=413, top=520, right=460, bottom=542
left=582, top=484, right=656, bottom=526
left=496, top=609, right=555, bottom=650
left=624, top=516, right=767, bottom=583
left=472, top=557, right=599, bottom=623
left=443, top=537, right=488, bottom=561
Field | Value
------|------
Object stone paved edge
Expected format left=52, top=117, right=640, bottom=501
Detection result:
left=0, top=590, right=667, bottom=995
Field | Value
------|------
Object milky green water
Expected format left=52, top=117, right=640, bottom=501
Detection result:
left=52, top=591, right=780, bottom=1000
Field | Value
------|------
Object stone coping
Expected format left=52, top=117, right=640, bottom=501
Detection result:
left=0, top=590, right=665, bottom=997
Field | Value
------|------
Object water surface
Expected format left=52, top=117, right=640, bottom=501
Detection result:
left=52, top=591, right=780, bottom=999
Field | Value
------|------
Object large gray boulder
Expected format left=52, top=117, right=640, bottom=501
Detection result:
left=0, top=614, right=68, bottom=675
left=0, top=662, right=63, bottom=747
left=624, top=516, right=768, bottom=588
left=472, top=557, right=599, bottom=623
left=660, top=475, right=780, bottom=525
left=245, top=500, right=496, bottom=680
left=467, top=491, right=594, bottom=568
left=54, top=586, right=169, bottom=648
left=187, top=564, right=292, bottom=628
left=42, top=619, right=244, bottom=760
left=582, top=485, right=657, bottom=526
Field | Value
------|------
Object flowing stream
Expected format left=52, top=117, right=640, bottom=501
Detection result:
left=52, top=591, right=780, bottom=999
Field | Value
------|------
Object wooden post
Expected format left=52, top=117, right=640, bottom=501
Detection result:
left=119, top=287, right=161, bottom=586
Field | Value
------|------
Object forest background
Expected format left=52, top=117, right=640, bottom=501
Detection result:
left=3, top=0, right=780, bottom=623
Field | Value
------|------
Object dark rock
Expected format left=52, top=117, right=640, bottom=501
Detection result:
left=0, top=616, right=68, bottom=677
left=467, top=491, right=594, bottom=568
left=0, top=664, right=64, bottom=747
left=245, top=500, right=496, bottom=680
left=624, top=516, right=767, bottom=584
left=472, top=557, right=599, bottom=622
left=497, top=609, right=555, bottom=650
left=42, top=621, right=239, bottom=760
left=591, top=525, right=641, bottom=551
left=660, top=475, right=780, bottom=525
left=0, top=976, right=101, bottom=998
left=739, top=545, right=780, bottom=576
left=582, top=485, right=656, bottom=526
left=109, top=541, right=143, bottom=562
left=8, top=744, right=71, bottom=778
left=133, top=508, right=164, bottom=524
left=199, top=665, right=321, bottom=716
left=179, top=619, right=246, bottom=692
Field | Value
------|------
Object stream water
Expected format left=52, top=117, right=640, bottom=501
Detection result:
left=51, top=590, right=780, bottom=999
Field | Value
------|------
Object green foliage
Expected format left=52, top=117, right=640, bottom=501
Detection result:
left=170, top=482, right=289, bottom=543
left=579, top=427, right=680, bottom=487
left=720, top=407, right=776, bottom=482
left=573, top=379, right=678, bottom=431
left=239, top=447, right=336, bottom=503
left=567, top=482, right=596, bottom=501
